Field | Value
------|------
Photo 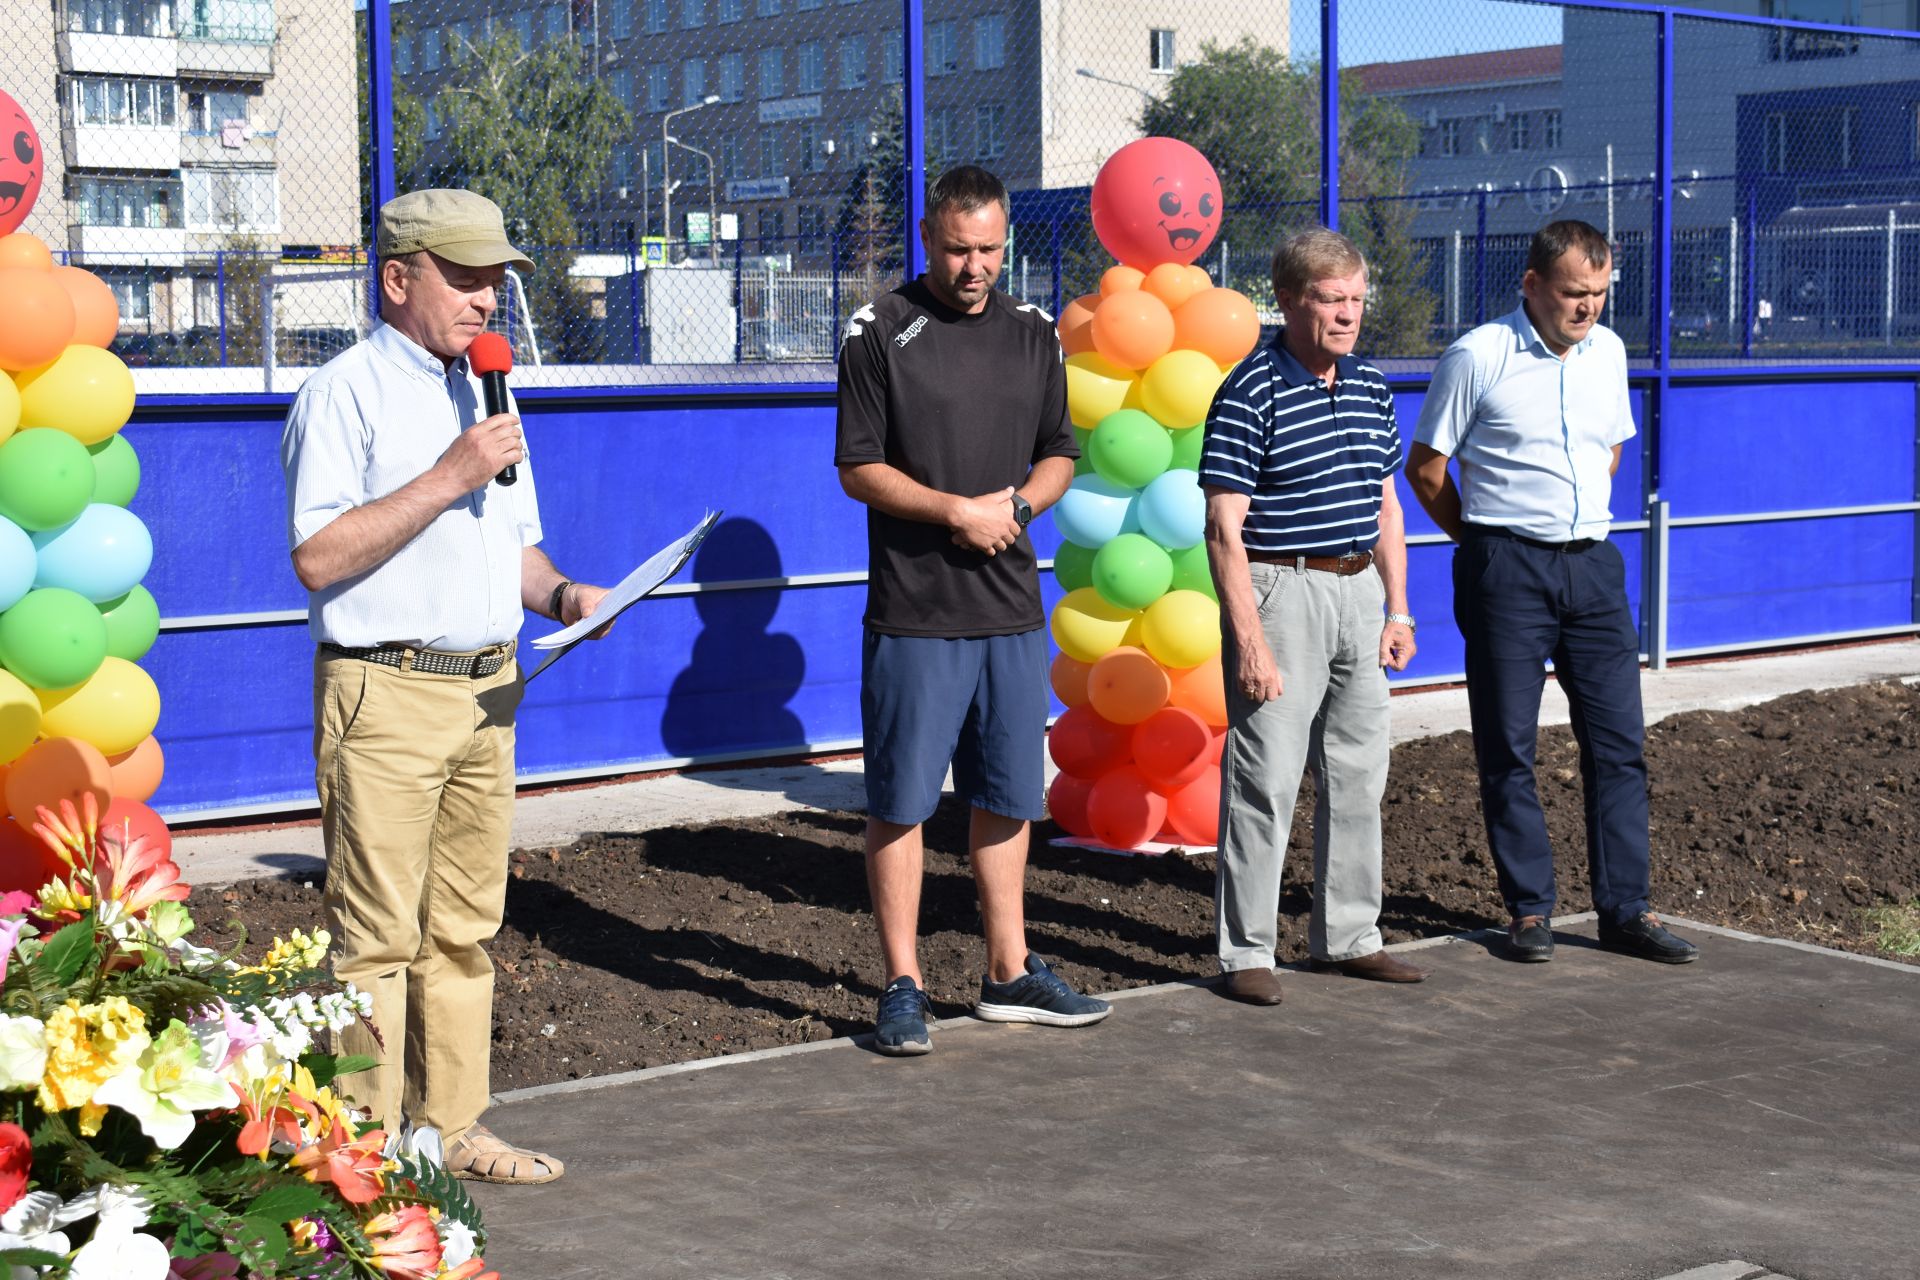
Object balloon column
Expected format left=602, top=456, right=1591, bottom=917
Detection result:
left=0, top=100, right=163, bottom=891
left=1046, top=138, right=1258, bottom=853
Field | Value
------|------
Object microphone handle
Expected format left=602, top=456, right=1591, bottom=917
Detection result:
left=480, top=369, right=517, bottom=486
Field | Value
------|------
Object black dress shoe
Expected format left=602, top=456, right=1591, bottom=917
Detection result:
left=1598, top=912, right=1700, bottom=964
left=1501, top=916, right=1554, bottom=963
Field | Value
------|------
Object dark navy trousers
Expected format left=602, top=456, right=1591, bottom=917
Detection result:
left=1452, top=527, right=1651, bottom=928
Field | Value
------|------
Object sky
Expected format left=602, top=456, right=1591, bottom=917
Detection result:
left=1293, top=0, right=1566, bottom=67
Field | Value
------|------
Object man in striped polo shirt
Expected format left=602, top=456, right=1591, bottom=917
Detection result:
left=1200, top=228, right=1424, bottom=1007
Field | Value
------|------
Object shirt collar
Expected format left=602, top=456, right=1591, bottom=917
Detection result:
left=1510, top=303, right=1593, bottom=357
left=369, top=320, right=468, bottom=380
left=1269, top=334, right=1360, bottom=389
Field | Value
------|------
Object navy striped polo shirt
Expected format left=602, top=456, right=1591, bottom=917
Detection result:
left=1198, top=339, right=1403, bottom=556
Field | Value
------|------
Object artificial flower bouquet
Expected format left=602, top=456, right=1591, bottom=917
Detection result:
left=0, top=796, right=500, bottom=1278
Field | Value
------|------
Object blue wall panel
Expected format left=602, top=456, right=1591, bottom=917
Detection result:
left=145, top=623, right=318, bottom=813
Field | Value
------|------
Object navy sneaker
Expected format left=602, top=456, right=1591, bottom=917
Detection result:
left=873, top=976, right=933, bottom=1056
left=975, top=954, right=1112, bottom=1027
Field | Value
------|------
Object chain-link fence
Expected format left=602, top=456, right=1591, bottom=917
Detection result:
left=3, top=0, right=1915, bottom=382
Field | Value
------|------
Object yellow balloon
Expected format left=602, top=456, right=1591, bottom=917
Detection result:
left=1140, top=348, right=1228, bottom=430
left=0, top=373, right=17, bottom=446
left=1141, top=589, right=1222, bottom=669
left=0, top=668, right=40, bottom=763
left=1064, top=351, right=1137, bottom=430
left=1049, top=587, right=1140, bottom=664
left=15, top=346, right=136, bottom=446
left=36, top=656, right=159, bottom=757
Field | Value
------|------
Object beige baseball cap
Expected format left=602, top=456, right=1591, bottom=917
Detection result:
left=377, top=188, right=535, bottom=273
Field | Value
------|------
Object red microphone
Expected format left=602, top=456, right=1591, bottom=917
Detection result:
left=467, top=332, right=518, bottom=487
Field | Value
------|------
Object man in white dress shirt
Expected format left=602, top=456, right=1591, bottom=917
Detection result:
left=281, top=189, right=608, bottom=1183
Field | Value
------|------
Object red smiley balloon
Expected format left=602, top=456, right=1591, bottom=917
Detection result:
left=0, top=90, right=44, bottom=237
left=1090, top=138, right=1222, bottom=270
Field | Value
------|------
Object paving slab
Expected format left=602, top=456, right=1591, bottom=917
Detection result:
left=464, top=918, right=1919, bottom=1280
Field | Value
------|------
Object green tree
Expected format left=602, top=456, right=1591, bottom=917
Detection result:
left=832, top=87, right=943, bottom=306
left=1139, top=38, right=1438, bottom=354
left=354, top=12, right=429, bottom=239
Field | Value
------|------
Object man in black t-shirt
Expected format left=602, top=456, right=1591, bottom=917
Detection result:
left=835, top=165, right=1111, bottom=1056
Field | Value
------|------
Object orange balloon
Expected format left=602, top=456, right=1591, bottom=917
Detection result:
left=1173, top=288, right=1262, bottom=367
left=1132, top=706, right=1214, bottom=792
left=0, top=817, right=65, bottom=894
left=1183, top=265, right=1213, bottom=294
left=52, top=266, right=119, bottom=349
left=1048, top=706, right=1132, bottom=779
left=1087, top=646, right=1171, bottom=725
left=0, top=235, right=53, bottom=272
left=105, top=735, right=163, bottom=803
left=100, top=796, right=170, bottom=859
left=4, top=737, right=112, bottom=822
left=1099, top=264, right=1145, bottom=297
left=1142, top=262, right=1205, bottom=312
left=1090, top=290, right=1176, bottom=372
left=1057, top=292, right=1100, bottom=358
left=1163, top=767, right=1221, bottom=846
left=1047, top=771, right=1095, bottom=839
left=1087, top=765, right=1169, bottom=850
left=1168, top=653, right=1228, bottom=728
left=0, top=268, right=77, bottom=371
left=1050, top=652, right=1093, bottom=708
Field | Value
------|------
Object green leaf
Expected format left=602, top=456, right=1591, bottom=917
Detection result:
left=391, top=1152, right=487, bottom=1246
left=0, top=1246, right=68, bottom=1267
left=237, top=1211, right=293, bottom=1266
left=245, top=1181, right=329, bottom=1224
left=302, top=1052, right=379, bottom=1089
left=38, top=918, right=98, bottom=986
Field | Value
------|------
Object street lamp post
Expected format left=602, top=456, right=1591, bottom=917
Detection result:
left=663, top=95, right=721, bottom=259
left=668, top=133, right=720, bottom=265
left=1074, top=66, right=1156, bottom=107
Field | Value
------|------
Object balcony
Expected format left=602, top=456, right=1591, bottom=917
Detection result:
left=181, top=128, right=276, bottom=165
left=58, top=31, right=176, bottom=77
left=68, top=223, right=188, bottom=266
left=178, top=29, right=274, bottom=79
left=63, top=123, right=181, bottom=171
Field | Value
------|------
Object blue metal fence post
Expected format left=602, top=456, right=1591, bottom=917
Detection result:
left=627, top=236, right=641, bottom=360
left=365, top=0, right=397, bottom=309
left=902, top=0, right=927, bottom=278
left=215, top=250, right=228, bottom=366
left=1644, top=11, right=1676, bottom=660
left=1741, top=181, right=1758, bottom=359
left=1319, top=0, right=1339, bottom=232
left=1049, top=215, right=1062, bottom=315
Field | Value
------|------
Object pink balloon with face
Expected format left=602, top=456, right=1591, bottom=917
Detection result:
left=0, top=90, right=43, bottom=236
left=1090, top=138, right=1222, bottom=269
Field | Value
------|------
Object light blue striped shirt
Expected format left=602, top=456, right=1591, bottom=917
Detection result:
left=1413, top=305, right=1635, bottom=542
left=281, top=321, right=543, bottom=651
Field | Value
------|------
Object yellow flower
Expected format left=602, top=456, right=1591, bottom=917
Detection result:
left=35, top=878, right=92, bottom=918
left=235, top=928, right=331, bottom=983
left=37, top=998, right=151, bottom=1134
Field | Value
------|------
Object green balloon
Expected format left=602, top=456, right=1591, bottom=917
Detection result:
left=99, top=584, right=160, bottom=662
left=0, top=429, right=95, bottom=531
left=1169, top=542, right=1217, bottom=601
left=1052, top=540, right=1097, bottom=592
left=1169, top=424, right=1206, bottom=471
left=1072, top=426, right=1094, bottom=475
left=87, top=434, right=141, bottom=507
left=0, top=587, right=108, bottom=690
left=1073, top=453, right=1094, bottom=477
left=1089, top=410, right=1174, bottom=490
left=1092, top=532, right=1175, bottom=610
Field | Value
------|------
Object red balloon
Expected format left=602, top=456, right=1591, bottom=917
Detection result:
left=0, top=92, right=44, bottom=236
left=1047, top=772, right=1095, bottom=838
left=0, top=818, right=64, bottom=894
left=1163, top=768, right=1222, bottom=847
left=99, top=797, right=170, bottom=859
left=1132, top=707, right=1214, bottom=793
left=1090, top=138, right=1223, bottom=269
left=1087, top=765, right=1169, bottom=851
left=1047, top=706, right=1132, bottom=779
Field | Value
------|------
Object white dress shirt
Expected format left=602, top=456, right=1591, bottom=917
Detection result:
left=1413, top=305, right=1635, bottom=542
left=281, top=321, right=543, bottom=651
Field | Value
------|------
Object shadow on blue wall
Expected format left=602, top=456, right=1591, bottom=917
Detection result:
left=659, top=517, right=807, bottom=758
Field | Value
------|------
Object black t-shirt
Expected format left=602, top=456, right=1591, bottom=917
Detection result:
left=834, top=278, right=1076, bottom=637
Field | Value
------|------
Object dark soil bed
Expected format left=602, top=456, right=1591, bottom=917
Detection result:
left=190, top=681, right=1920, bottom=1092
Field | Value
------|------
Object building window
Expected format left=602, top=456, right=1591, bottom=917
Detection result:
left=421, top=26, right=444, bottom=69
left=1544, top=109, right=1561, bottom=149
left=68, top=0, right=175, bottom=40
left=759, top=46, right=782, bottom=97
left=394, top=33, right=413, bottom=74
left=840, top=34, right=867, bottom=89
left=796, top=40, right=824, bottom=93
left=719, top=52, right=746, bottom=101
left=927, top=20, right=959, bottom=75
left=71, top=76, right=177, bottom=127
left=611, top=142, right=635, bottom=188
left=103, top=274, right=152, bottom=324
left=683, top=58, right=706, bottom=106
left=423, top=96, right=443, bottom=140
left=647, top=64, right=671, bottom=111
left=645, top=0, right=668, bottom=33
left=759, top=125, right=782, bottom=176
left=721, top=134, right=743, bottom=179
left=928, top=105, right=958, bottom=160
left=757, top=207, right=783, bottom=246
left=70, top=174, right=181, bottom=228
left=756, top=0, right=778, bottom=15
left=798, top=121, right=821, bottom=171
left=975, top=13, right=1004, bottom=70
left=1765, top=112, right=1787, bottom=173
left=185, top=86, right=251, bottom=134
left=717, top=0, right=741, bottom=21
left=611, top=68, right=636, bottom=110
left=448, top=20, right=472, bottom=61
left=184, top=168, right=277, bottom=232
left=840, top=116, right=868, bottom=165
left=883, top=30, right=903, bottom=83
left=1150, top=28, right=1175, bottom=73
left=542, top=5, right=566, bottom=43
left=1509, top=111, right=1529, bottom=151
left=976, top=101, right=1004, bottom=159
left=682, top=0, right=705, bottom=26
left=610, top=2, right=632, bottom=38
left=681, top=148, right=710, bottom=185
left=510, top=11, right=534, bottom=49
left=796, top=204, right=824, bottom=249
left=1440, top=118, right=1459, bottom=157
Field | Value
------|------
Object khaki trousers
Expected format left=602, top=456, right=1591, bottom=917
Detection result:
left=314, top=647, right=522, bottom=1145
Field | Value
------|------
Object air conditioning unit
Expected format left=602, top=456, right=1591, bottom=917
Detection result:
left=1491, top=101, right=1507, bottom=124
left=1424, top=108, right=1439, bottom=128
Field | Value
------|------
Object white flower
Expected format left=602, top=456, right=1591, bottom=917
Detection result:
left=91, top=1022, right=236, bottom=1150
left=0, top=1188, right=100, bottom=1280
left=438, top=1217, right=478, bottom=1267
left=0, top=1014, right=48, bottom=1092
left=69, top=1226, right=170, bottom=1280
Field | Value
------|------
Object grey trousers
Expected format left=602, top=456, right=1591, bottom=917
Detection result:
left=1215, top=560, right=1391, bottom=970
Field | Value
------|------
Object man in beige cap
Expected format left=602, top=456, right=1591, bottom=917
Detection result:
left=280, top=188, right=605, bottom=1184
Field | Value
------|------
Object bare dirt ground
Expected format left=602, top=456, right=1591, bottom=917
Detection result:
left=191, top=682, right=1920, bottom=1091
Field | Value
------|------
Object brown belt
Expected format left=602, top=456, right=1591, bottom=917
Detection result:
left=1246, top=550, right=1374, bottom=576
left=322, top=641, right=515, bottom=678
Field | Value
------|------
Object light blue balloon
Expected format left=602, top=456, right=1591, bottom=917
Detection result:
left=1138, top=470, right=1206, bottom=551
left=1050, top=474, right=1140, bottom=548
left=31, top=504, right=154, bottom=603
left=0, top=517, right=34, bottom=612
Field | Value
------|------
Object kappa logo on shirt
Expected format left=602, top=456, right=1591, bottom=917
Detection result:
left=893, top=315, right=930, bottom=348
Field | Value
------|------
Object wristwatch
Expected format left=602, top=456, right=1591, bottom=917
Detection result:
left=1386, top=611, right=1416, bottom=632
left=1009, top=493, right=1032, bottom=529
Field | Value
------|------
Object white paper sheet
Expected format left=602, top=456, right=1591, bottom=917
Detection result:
left=524, top=509, right=721, bottom=681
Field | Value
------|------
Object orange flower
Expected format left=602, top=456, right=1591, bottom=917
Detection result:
left=231, top=1083, right=308, bottom=1159
left=361, top=1204, right=441, bottom=1279
left=31, top=795, right=189, bottom=924
left=442, top=1260, right=500, bottom=1280
left=288, top=1123, right=390, bottom=1205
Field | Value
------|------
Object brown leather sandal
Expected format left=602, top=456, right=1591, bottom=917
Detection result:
left=444, top=1124, right=565, bottom=1185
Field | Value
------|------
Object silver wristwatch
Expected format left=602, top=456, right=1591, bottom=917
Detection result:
left=1385, top=611, right=1416, bottom=632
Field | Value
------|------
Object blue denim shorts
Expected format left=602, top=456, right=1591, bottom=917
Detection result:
left=860, top=629, right=1048, bottom=827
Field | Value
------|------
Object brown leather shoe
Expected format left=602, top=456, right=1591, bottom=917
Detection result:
left=1223, top=967, right=1285, bottom=1005
left=1308, top=950, right=1430, bottom=983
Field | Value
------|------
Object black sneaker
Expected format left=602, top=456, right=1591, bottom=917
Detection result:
left=975, top=954, right=1112, bottom=1027
left=1598, top=912, right=1700, bottom=965
left=873, top=976, right=934, bottom=1056
left=1502, top=915, right=1555, bottom=963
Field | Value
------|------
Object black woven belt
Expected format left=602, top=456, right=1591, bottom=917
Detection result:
left=322, top=642, right=514, bottom=678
